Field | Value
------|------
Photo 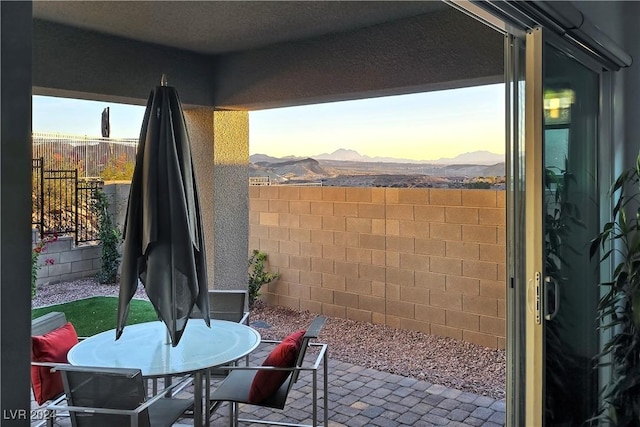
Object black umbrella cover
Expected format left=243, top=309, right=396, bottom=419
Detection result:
left=117, top=84, right=210, bottom=346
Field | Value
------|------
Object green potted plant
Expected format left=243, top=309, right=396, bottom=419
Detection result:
left=590, top=154, right=640, bottom=426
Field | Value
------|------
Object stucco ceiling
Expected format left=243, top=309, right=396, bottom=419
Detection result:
left=33, top=1, right=448, bottom=55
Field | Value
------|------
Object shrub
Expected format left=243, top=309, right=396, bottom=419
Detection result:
left=94, top=190, right=121, bottom=284
left=248, top=249, right=280, bottom=308
left=99, top=153, right=135, bottom=181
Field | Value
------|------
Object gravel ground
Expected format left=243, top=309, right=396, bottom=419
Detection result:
left=33, top=279, right=506, bottom=399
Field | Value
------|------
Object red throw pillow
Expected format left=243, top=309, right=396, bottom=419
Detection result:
left=249, top=329, right=306, bottom=403
left=31, top=322, right=79, bottom=405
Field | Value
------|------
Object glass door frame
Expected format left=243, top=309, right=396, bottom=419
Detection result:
left=524, top=25, right=613, bottom=426
left=445, top=3, right=616, bottom=425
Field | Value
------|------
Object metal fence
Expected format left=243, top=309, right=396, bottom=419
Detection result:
left=33, top=132, right=138, bottom=178
left=32, top=158, right=104, bottom=244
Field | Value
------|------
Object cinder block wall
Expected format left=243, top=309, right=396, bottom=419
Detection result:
left=249, top=187, right=506, bottom=349
left=32, top=230, right=101, bottom=286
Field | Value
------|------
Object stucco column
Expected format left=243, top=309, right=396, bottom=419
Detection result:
left=184, top=109, right=249, bottom=290
left=1, top=1, right=33, bottom=423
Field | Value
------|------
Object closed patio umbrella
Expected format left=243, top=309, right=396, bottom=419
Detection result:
left=117, top=75, right=210, bottom=346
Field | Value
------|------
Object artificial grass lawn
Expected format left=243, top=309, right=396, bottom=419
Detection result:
left=32, top=296, right=158, bottom=337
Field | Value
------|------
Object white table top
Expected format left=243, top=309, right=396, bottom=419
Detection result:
left=67, top=320, right=261, bottom=377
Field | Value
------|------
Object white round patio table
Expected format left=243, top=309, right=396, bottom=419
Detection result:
left=67, top=320, right=261, bottom=427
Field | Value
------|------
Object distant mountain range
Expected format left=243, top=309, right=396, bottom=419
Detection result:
left=250, top=149, right=503, bottom=165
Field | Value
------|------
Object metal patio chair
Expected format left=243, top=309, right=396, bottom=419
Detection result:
left=209, top=315, right=329, bottom=427
left=48, top=365, right=194, bottom=427
left=31, top=311, right=80, bottom=427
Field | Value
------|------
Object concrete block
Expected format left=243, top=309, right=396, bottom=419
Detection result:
left=346, top=247, right=372, bottom=264
left=71, top=259, right=93, bottom=273
left=430, top=256, right=462, bottom=276
left=259, top=212, right=279, bottom=226
left=269, top=226, right=290, bottom=241
left=446, top=276, right=480, bottom=295
left=321, top=188, right=347, bottom=202
left=346, top=218, right=372, bottom=233
left=430, top=291, right=462, bottom=310
left=430, top=189, right=462, bottom=206
left=479, top=244, right=505, bottom=263
left=360, top=234, right=385, bottom=250
left=280, top=240, right=300, bottom=256
left=290, top=228, right=311, bottom=243
left=415, top=271, right=446, bottom=291
left=399, top=253, right=429, bottom=272
left=415, top=304, right=446, bottom=324
left=310, top=286, right=334, bottom=304
left=430, top=223, right=461, bottom=241
left=386, top=267, right=415, bottom=286
left=446, top=310, right=480, bottom=331
left=386, top=204, right=414, bottom=220
left=463, top=295, right=498, bottom=316
left=335, top=261, right=359, bottom=278
left=299, top=214, right=322, bottom=229
left=462, top=225, right=497, bottom=243
left=359, top=264, right=385, bottom=282
left=463, top=260, right=498, bottom=280
left=346, top=277, right=372, bottom=295
left=311, top=201, right=333, bottom=216
left=322, top=215, right=345, bottom=231
left=461, top=190, right=497, bottom=207
left=298, top=187, right=322, bottom=201
left=278, top=213, right=300, bottom=228
left=334, top=202, right=359, bottom=217
left=357, top=203, right=385, bottom=219
left=479, top=208, right=505, bottom=226
left=311, top=257, right=334, bottom=274
left=445, top=207, right=479, bottom=224
left=479, top=315, right=506, bottom=337
left=414, top=205, right=446, bottom=222
left=322, top=273, right=346, bottom=291
left=397, top=188, right=429, bottom=205
left=289, top=200, right=311, bottom=215
left=278, top=186, right=300, bottom=200
left=414, top=238, right=445, bottom=256
left=399, top=220, right=430, bottom=238
left=334, top=291, right=359, bottom=308
left=269, top=200, right=289, bottom=214
left=480, top=280, right=506, bottom=299
left=346, top=188, right=372, bottom=202
left=446, top=241, right=480, bottom=260
left=322, top=303, right=346, bottom=318
left=400, top=285, right=428, bottom=304
left=311, top=229, right=333, bottom=245
left=358, top=295, right=385, bottom=314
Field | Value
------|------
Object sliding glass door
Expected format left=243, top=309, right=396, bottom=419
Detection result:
left=524, top=27, right=602, bottom=426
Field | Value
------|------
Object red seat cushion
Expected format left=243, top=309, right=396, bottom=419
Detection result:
left=249, top=329, right=306, bottom=403
left=31, top=322, right=79, bottom=405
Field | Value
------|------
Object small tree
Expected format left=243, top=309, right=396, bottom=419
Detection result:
left=248, top=249, right=279, bottom=308
left=94, top=189, right=121, bottom=284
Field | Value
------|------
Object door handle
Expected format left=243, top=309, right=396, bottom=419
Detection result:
left=544, top=276, right=560, bottom=321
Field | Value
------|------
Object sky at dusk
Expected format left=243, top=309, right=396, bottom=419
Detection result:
left=32, top=83, right=504, bottom=161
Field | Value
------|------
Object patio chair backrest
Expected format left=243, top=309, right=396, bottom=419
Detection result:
left=191, top=289, right=248, bottom=323
left=289, top=315, right=327, bottom=386
left=56, top=365, right=150, bottom=427
left=32, top=311, right=67, bottom=336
